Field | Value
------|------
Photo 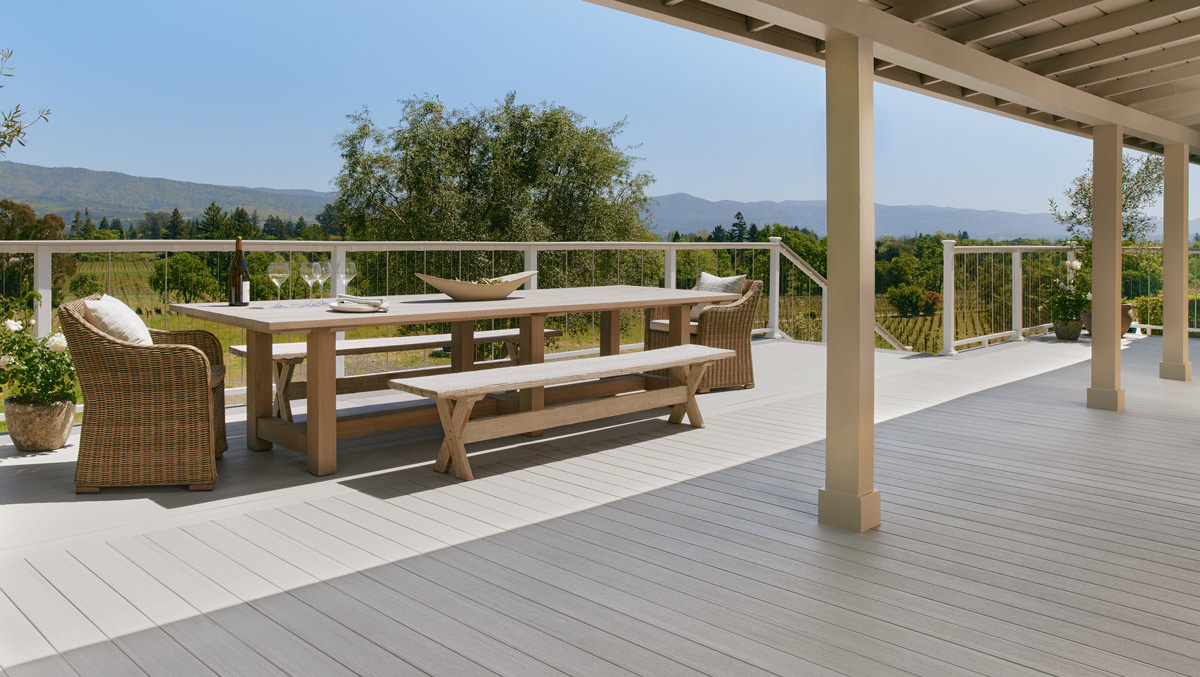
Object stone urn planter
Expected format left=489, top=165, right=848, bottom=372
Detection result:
left=1081, top=303, right=1135, bottom=335
left=1053, top=319, right=1083, bottom=341
left=4, top=397, right=74, bottom=452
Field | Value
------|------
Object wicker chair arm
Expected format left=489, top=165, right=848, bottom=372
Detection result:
left=696, top=290, right=755, bottom=319
left=149, top=328, right=224, bottom=366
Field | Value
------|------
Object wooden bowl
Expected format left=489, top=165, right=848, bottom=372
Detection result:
left=415, top=271, right=537, bottom=301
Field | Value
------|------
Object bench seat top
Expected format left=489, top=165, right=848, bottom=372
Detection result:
left=390, top=344, right=733, bottom=399
left=230, top=327, right=562, bottom=360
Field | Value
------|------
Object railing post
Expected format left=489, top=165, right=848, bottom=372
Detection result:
left=524, top=246, right=538, bottom=289
left=332, top=245, right=347, bottom=378
left=34, top=245, right=52, bottom=338
left=821, top=287, right=828, bottom=344
left=664, top=246, right=677, bottom=289
left=768, top=237, right=781, bottom=339
left=1011, top=250, right=1024, bottom=341
left=940, top=239, right=956, bottom=355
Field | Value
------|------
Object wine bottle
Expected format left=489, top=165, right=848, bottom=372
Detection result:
left=228, top=236, right=251, bottom=306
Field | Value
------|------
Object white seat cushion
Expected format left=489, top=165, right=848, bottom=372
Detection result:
left=648, top=319, right=699, bottom=334
left=83, top=295, right=153, bottom=345
left=691, top=272, right=745, bottom=321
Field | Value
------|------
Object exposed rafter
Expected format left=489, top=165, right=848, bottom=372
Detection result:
left=941, top=0, right=1096, bottom=45
left=1029, top=16, right=1200, bottom=76
left=746, top=16, right=773, bottom=32
left=885, top=0, right=975, bottom=23
left=1131, top=89, right=1200, bottom=115
left=1083, top=60, right=1200, bottom=98
left=1058, top=41, right=1200, bottom=87
left=1109, top=76, right=1200, bottom=108
left=986, top=0, right=1198, bottom=62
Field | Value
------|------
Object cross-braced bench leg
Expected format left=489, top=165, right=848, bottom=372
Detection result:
left=272, top=359, right=300, bottom=422
left=668, top=362, right=710, bottom=428
left=434, top=395, right=482, bottom=480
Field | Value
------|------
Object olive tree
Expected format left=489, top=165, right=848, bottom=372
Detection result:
left=0, top=50, right=50, bottom=157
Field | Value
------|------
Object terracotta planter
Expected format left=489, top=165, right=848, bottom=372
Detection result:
left=4, top=397, right=74, bottom=452
left=1081, top=303, right=1135, bottom=335
left=1053, top=319, right=1083, bottom=341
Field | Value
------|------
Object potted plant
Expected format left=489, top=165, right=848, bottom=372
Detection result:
left=1045, top=261, right=1088, bottom=341
left=0, top=293, right=77, bottom=452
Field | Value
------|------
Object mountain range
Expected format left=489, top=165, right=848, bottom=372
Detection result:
left=0, top=161, right=334, bottom=222
left=0, top=162, right=1190, bottom=239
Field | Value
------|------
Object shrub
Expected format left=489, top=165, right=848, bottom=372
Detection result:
left=887, top=284, right=925, bottom=317
left=922, top=290, right=942, bottom=314
left=68, top=273, right=104, bottom=299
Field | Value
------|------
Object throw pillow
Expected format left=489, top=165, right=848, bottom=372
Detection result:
left=83, top=295, right=153, bottom=345
left=692, top=272, right=745, bottom=321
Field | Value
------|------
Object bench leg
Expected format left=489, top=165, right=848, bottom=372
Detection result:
left=668, top=363, right=709, bottom=428
left=504, top=340, right=520, bottom=365
left=273, top=360, right=297, bottom=422
left=434, top=396, right=480, bottom=481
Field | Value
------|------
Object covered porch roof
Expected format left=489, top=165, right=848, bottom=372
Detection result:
left=588, top=0, right=1200, bottom=161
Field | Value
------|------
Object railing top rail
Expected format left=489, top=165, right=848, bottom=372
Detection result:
left=779, top=243, right=827, bottom=288
left=952, top=245, right=1076, bottom=253
left=0, top=239, right=785, bottom=254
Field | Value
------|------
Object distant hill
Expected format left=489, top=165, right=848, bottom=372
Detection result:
left=0, top=162, right=334, bottom=222
left=646, top=193, right=1067, bottom=240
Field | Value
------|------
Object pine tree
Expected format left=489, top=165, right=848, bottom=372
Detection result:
left=731, top=212, right=747, bottom=243
left=198, top=202, right=225, bottom=239
left=165, top=208, right=187, bottom=239
left=99, top=216, right=110, bottom=231
left=229, top=207, right=253, bottom=239
left=111, top=218, right=124, bottom=238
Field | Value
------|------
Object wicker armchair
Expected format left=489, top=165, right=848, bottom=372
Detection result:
left=644, top=279, right=762, bottom=392
left=58, top=296, right=227, bottom=492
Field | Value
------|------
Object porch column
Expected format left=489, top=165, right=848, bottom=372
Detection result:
left=1160, top=143, right=1191, bottom=381
left=819, top=33, right=880, bottom=532
left=1087, top=124, right=1124, bottom=411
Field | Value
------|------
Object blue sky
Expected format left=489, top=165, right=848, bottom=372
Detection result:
left=4, top=0, right=1197, bottom=217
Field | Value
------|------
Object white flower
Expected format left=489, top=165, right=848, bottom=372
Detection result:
left=0, top=355, right=12, bottom=368
left=46, top=333, right=67, bottom=353
left=28, top=319, right=35, bottom=327
left=1070, top=260, right=1082, bottom=271
left=4, top=319, right=22, bottom=332
left=1087, top=293, right=1093, bottom=300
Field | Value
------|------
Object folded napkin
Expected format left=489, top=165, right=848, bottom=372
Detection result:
left=336, top=294, right=386, bottom=307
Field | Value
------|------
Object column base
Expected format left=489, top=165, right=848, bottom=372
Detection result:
left=1086, top=387, right=1125, bottom=411
left=1159, top=361, right=1192, bottom=381
left=818, top=488, right=881, bottom=532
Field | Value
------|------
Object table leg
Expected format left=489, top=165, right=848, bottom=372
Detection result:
left=519, top=315, right=546, bottom=435
left=451, top=321, right=474, bottom=372
left=306, top=328, right=337, bottom=476
left=668, top=304, right=692, bottom=346
left=599, top=310, right=621, bottom=356
left=245, top=329, right=273, bottom=451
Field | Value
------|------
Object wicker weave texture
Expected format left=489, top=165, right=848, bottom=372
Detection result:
left=644, top=279, right=761, bottom=391
left=59, top=296, right=224, bottom=490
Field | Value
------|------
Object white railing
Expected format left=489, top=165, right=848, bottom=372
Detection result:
left=0, top=236, right=820, bottom=340
left=940, top=239, right=1200, bottom=354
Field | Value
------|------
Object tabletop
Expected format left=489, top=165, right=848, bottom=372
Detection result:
left=169, top=285, right=743, bottom=334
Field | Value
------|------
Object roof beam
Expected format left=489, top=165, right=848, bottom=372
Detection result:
left=1110, top=76, right=1200, bottom=107
left=1083, top=59, right=1200, bottom=97
left=1059, top=40, right=1200, bottom=86
left=1029, top=16, right=1200, bottom=76
left=885, top=0, right=976, bottom=23
left=1156, top=102, right=1200, bottom=120
left=941, top=0, right=1096, bottom=45
left=987, top=0, right=1199, bottom=62
left=1131, top=88, right=1200, bottom=115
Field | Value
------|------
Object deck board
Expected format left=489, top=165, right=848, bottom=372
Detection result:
left=2, top=336, right=1199, bottom=676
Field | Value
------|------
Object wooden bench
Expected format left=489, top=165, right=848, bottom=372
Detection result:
left=389, top=344, right=734, bottom=481
left=231, top=328, right=562, bottom=421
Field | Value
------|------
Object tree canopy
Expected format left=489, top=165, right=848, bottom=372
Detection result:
left=0, top=50, right=49, bottom=157
left=1050, top=153, right=1164, bottom=243
left=335, top=93, right=654, bottom=243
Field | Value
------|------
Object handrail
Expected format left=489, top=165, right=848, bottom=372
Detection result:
left=874, top=322, right=911, bottom=352
left=779, top=243, right=827, bottom=288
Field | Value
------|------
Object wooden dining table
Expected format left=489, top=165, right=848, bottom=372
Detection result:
left=171, top=284, right=742, bottom=476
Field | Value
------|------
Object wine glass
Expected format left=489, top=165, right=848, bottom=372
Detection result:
left=300, top=262, right=317, bottom=305
left=315, top=262, right=332, bottom=304
left=267, top=262, right=290, bottom=308
left=338, top=262, right=357, bottom=296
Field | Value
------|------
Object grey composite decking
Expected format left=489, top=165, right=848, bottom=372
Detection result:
left=1, top=336, right=1198, bottom=676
